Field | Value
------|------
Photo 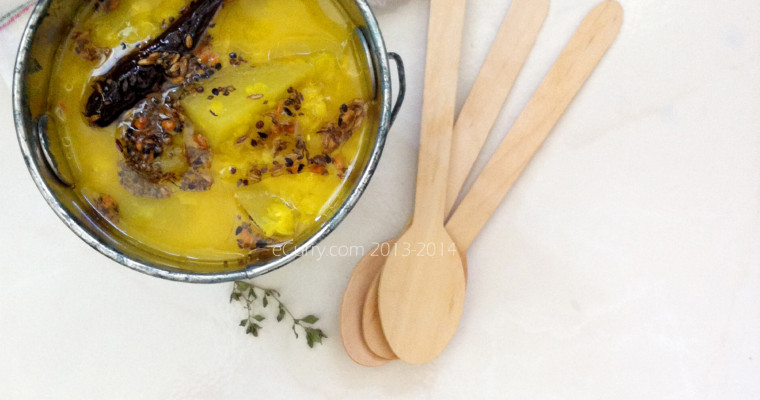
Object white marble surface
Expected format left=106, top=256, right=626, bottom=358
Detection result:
left=2, top=0, right=759, bottom=398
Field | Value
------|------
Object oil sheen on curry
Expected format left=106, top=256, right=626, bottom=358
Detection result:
left=48, top=0, right=374, bottom=264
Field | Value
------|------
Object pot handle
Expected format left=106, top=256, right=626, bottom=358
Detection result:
left=387, top=52, right=406, bottom=127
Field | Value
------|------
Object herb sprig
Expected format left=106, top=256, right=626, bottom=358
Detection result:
left=231, top=281, right=327, bottom=348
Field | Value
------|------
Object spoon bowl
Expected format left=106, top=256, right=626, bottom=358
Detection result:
left=377, top=226, right=466, bottom=364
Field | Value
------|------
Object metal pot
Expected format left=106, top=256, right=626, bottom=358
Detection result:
left=13, top=0, right=405, bottom=283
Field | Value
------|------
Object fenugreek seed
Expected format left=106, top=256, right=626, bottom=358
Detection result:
left=185, top=34, right=193, bottom=48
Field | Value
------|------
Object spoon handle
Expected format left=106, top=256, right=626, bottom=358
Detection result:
left=411, top=0, right=467, bottom=225
left=446, top=0, right=549, bottom=214
left=446, top=0, right=623, bottom=251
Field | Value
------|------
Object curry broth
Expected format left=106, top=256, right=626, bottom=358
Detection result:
left=48, top=0, right=374, bottom=262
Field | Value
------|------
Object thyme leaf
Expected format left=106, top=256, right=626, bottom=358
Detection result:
left=230, top=280, right=326, bottom=348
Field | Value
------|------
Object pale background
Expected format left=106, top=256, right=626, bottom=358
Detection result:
left=1, top=0, right=759, bottom=398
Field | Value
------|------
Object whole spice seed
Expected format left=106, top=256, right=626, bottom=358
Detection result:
left=248, top=167, right=262, bottom=183
left=317, top=99, right=368, bottom=153
left=94, top=194, right=120, bottom=224
left=117, top=94, right=188, bottom=182
left=193, top=133, right=209, bottom=150
left=72, top=30, right=112, bottom=62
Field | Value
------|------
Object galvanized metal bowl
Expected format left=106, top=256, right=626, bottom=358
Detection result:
left=14, top=0, right=405, bottom=283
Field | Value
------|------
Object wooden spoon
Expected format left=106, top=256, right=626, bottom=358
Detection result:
left=374, top=0, right=469, bottom=365
left=365, top=0, right=624, bottom=364
left=447, top=1, right=623, bottom=251
left=341, top=0, right=550, bottom=365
